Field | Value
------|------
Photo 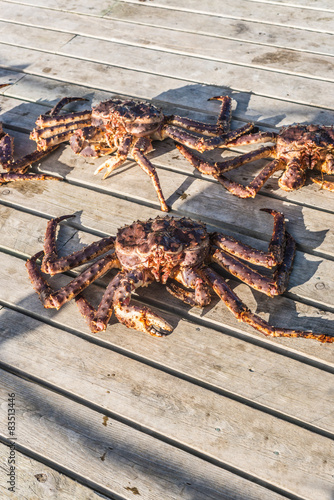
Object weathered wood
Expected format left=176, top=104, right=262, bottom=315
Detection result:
left=0, top=443, right=110, bottom=500
left=0, top=1, right=332, bottom=57
left=0, top=1, right=334, bottom=498
left=0, top=311, right=333, bottom=499
left=1, top=247, right=333, bottom=427
left=1, top=370, right=287, bottom=500
left=1, top=5, right=334, bottom=79
left=0, top=40, right=334, bottom=108
left=4, top=0, right=334, bottom=32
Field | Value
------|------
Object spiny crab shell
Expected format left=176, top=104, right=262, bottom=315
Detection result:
left=91, top=99, right=164, bottom=137
left=115, top=217, right=209, bottom=282
left=276, top=124, right=334, bottom=167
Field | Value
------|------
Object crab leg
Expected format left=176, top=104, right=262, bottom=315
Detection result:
left=166, top=96, right=232, bottom=136
left=31, top=119, right=92, bottom=141
left=167, top=267, right=211, bottom=307
left=131, top=137, right=170, bottom=212
left=225, top=131, right=277, bottom=147
left=47, top=97, right=89, bottom=117
left=163, top=122, right=254, bottom=153
left=94, top=134, right=132, bottom=178
left=75, top=270, right=124, bottom=333
left=0, top=172, right=60, bottom=185
left=26, top=251, right=119, bottom=310
left=40, top=214, right=116, bottom=275
left=113, top=269, right=172, bottom=337
left=212, top=209, right=286, bottom=268
left=202, top=267, right=333, bottom=343
left=310, top=175, right=334, bottom=191
left=278, top=159, right=306, bottom=191
left=176, top=144, right=275, bottom=176
left=1, top=145, right=59, bottom=173
left=0, top=134, right=14, bottom=166
left=209, top=95, right=233, bottom=133
left=34, top=110, right=92, bottom=129
left=216, top=159, right=283, bottom=198
left=212, top=231, right=295, bottom=297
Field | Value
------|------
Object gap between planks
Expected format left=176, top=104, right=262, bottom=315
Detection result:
left=0, top=310, right=333, bottom=499
left=0, top=371, right=293, bottom=500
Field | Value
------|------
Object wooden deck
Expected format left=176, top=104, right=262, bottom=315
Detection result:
left=0, top=1, right=333, bottom=499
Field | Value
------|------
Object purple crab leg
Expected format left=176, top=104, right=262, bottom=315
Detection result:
left=31, top=119, right=92, bottom=141
left=212, top=231, right=295, bottom=297
left=25, top=251, right=56, bottom=308
left=0, top=134, right=14, bottom=166
left=131, top=136, right=170, bottom=212
left=216, top=159, right=283, bottom=198
left=41, top=214, right=116, bottom=275
left=176, top=143, right=275, bottom=176
left=166, top=116, right=222, bottom=136
left=26, top=251, right=119, bottom=310
left=34, top=110, right=92, bottom=129
left=208, top=95, right=232, bottom=133
left=163, top=122, right=254, bottom=153
left=261, top=208, right=286, bottom=265
left=202, top=267, right=333, bottom=343
left=278, top=158, right=306, bottom=191
left=47, top=97, right=89, bottom=117
left=113, top=269, right=172, bottom=336
left=310, top=175, right=334, bottom=191
left=212, top=209, right=286, bottom=268
left=33, top=127, right=90, bottom=151
left=0, top=172, right=61, bottom=185
left=225, top=131, right=277, bottom=147
left=75, top=270, right=123, bottom=333
left=167, top=267, right=211, bottom=307
left=2, top=145, right=59, bottom=173
left=165, top=96, right=232, bottom=136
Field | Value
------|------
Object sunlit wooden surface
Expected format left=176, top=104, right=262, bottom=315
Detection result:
left=0, top=1, right=333, bottom=499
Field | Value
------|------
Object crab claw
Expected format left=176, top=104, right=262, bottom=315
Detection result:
left=114, top=303, right=173, bottom=337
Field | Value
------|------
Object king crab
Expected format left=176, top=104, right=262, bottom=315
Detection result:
left=26, top=212, right=332, bottom=343
left=30, top=95, right=253, bottom=211
left=176, top=124, right=334, bottom=197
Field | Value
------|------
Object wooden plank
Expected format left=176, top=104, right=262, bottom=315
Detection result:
left=0, top=246, right=333, bottom=429
left=4, top=72, right=334, bottom=131
left=1, top=371, right=282, bottom=500
left=0, top=443, right=109, bottom=500
left=1, top=5, right=334, bottom=78
left=107, top=0, right=334, bottom=33
left=0, top=40, right=334, bottom=108
left=4, top=0, right=334, bottom=32
left=1, top=1, right=333, bottom=58
left=60, top=33, right=334, bottom=82
left=0, top=311, right=333, bottom=499
left=0, top=21, right=73, bottom=51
